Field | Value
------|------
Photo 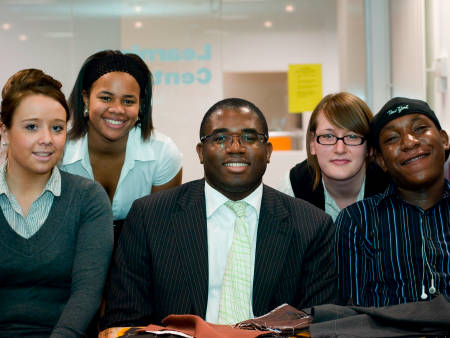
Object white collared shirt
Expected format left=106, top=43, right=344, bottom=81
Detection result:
left=60, top=127, right=182, bottom=220
left=204, top=181, right=263, bottom=323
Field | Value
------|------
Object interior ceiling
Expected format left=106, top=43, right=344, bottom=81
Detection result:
left=0, top=0, right=334, bottom=18
left=0, top=0, right=335, bottom=33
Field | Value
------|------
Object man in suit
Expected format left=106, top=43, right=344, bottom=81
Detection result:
left=101, top=98, right=337, bottom=329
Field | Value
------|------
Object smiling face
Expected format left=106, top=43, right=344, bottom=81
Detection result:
left=376, top=114, right=449, bottom=190
left=196, top=107, right=272, bottom=201
left=1, top=94, right=67, bottom=179
left=84, top=71, right=140, bottom=143
left=310, top=111, right=368, bottom=182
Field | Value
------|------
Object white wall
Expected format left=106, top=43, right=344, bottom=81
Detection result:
left=390, top=0, right=426, bottom=99
left=0, top=3, right=121, bottom=99
left=426, top=0, right=450, bottom=132
left=221, top=18, right=339, bottom=186
left=337, top=0, right=367, bottom=100
left=119, top=1, right=340, bottom=186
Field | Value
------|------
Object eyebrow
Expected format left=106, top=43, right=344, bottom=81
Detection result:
left=97, top=91, right=137, bottom=98
left=383, top=115, right=430, bottom=131
left=210, top=128, right=260, bottom=134
left=20, top=118, right=67, bottom=124
left=316, top=128, right=336, bottom=133
left=410, top=116, right=430, bottom=123
left=98, top=91, right=113, bottom=96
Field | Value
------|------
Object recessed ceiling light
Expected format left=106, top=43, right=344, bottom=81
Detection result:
left=18, top=34, right=27, bottom=41
left=285, top=5, right=295, bottom=12
left=134, top=21, right=143, bottom=29
left=2, top=23, right=11, bottom=30
left=264, top=21, right=272, bottom=28
left=135, top=5, right=142, bottom=13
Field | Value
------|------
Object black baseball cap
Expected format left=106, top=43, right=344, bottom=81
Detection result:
left=371, top=97, right=448, bottom=160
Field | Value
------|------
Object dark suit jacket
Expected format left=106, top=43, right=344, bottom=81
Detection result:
left=101, top=179, right=337, bottom=328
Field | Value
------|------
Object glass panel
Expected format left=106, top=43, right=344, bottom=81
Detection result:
left=0, top=0, right=339, bottom=182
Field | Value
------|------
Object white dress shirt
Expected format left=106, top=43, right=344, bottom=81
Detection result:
left=204, top=181, right=263, bottom=323
left=60, top=127, right=182, bottom=220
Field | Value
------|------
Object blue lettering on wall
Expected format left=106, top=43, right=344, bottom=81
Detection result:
left=197, top=44, right=211, bottom=61
left=122, top=44, right=212, bottom=85
left=197, top=68, right=211, bottom=84
left=123, top=44, right=211, bottom=62
left=152, top=69, right=212, bottom=85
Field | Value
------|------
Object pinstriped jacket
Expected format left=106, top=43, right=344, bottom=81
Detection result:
left=101, top=179, right=337, bottom=328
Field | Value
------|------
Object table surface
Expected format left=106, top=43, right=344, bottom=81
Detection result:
left=99, top=327, right=311, bottom=338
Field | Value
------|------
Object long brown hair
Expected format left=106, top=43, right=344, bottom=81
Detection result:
left=306, top=92, right=373, bottom=189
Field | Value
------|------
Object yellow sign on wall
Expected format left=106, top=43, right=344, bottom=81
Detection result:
left=288, top=64, right=322, bottom=113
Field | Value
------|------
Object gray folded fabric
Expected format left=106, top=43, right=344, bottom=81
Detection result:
left=310, top=295, right=450, bottom=337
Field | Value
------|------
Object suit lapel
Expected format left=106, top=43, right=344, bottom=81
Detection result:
left=253, top=185, right=292, bottom=316
left=172, top=180, right=209, bottom=318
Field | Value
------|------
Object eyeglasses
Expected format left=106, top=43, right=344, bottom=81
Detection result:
left=316, top=134, right=366, bottom=146
left=200, top=132, right=268, bottom=146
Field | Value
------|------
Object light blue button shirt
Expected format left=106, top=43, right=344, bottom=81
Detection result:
left=60, top=127, right=182, bottom=220
left=323, top=177, right=366, bottom=221
left=0, top=161, right=61, bottom=238
left=204, top=181, right=263, bottom=323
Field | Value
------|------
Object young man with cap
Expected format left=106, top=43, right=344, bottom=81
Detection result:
left=335, top=97, right=450, bottom=307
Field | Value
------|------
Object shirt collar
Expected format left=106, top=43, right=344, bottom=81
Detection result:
left=61, top=132, right=89, bottom=166
left=204, top=180, right=263, bottom=218
left=0, top=160, right=61, bottom=198
left=125, top=127, right=156, bottom=162
left=377, top=179, right=450, bottom=206
left=62, top=126, right=156, bottom=166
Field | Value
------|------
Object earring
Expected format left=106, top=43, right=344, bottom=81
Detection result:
left=83, top=107, right=89, bottom=117
left=1, top=142, right=7, bottom=147
left=135, top=111, right=142, bottom=125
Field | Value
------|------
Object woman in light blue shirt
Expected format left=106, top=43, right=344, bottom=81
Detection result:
left=60, top=50, right=182, bottom=236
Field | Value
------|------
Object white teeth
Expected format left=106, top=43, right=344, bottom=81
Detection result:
left=35, top=152, right=51, bottom=156
left=404, top=154, right=427, bottom=164
left=224, top=163, right=248, bottom=167
left=105, top=119, right=125, bottom=125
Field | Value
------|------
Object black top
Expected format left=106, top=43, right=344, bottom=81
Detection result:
left=289, top=160, right=390, bottom=210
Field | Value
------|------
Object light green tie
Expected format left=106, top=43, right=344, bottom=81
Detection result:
left=217, top=200, right=252, bottom=324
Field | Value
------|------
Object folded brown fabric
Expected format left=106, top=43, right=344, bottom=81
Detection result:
left=138, top=314, right=271, bottom=338
left=236, top=303, right=312, bottom=335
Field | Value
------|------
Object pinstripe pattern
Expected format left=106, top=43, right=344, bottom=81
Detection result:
left=0, top=162, right=61, bottom=239
left=335, top=181, right=450, bottom=307
left=102, top=179, right=338, bottom=328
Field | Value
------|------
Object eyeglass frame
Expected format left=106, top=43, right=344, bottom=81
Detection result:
left=315, top=134, right=366, bottom=146
left=200, top=131, right=268, bottom=146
